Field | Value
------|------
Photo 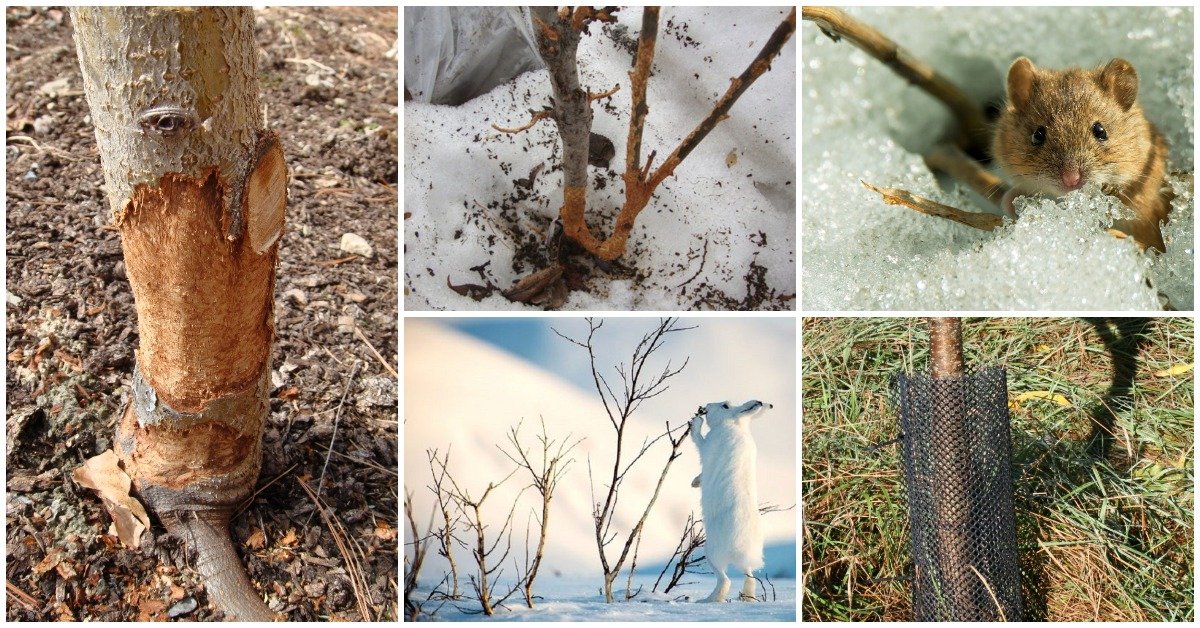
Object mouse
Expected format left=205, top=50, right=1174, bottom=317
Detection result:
left=992, top=57, right=1172, bottom=252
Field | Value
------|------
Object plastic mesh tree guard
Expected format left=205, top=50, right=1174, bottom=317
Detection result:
left=894, top=366, right=1023, bottom=621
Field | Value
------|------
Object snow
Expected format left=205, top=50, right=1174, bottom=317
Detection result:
left=408, top=573, right=796, bottom=622
left=802, top=6, right=1194, bottom=310
left=405, top=7, right=796, bottom=310
left=403, top=320, right=796, bottom=620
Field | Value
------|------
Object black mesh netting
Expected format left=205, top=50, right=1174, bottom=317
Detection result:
left=893, top=366, right=1023, bottom=622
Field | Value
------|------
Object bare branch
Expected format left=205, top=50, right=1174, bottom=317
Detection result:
left=558, top=317, right=696, bottom=602
left=491, top=108, right=554, bottom=135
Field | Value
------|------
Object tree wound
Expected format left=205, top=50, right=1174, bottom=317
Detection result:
left=244, top=133, right=287, bottom=254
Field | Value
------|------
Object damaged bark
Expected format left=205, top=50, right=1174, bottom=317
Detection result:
left=72, top=7, right=285, bottom=621
left=534, top=7, right=796, bottom=263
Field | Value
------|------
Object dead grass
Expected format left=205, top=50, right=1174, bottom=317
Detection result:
left=801, top=317, right=1194, bottom=621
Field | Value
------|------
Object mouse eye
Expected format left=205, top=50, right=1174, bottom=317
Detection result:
left=1092, top=121, right=1108, bottom=142
left=1031, top=126, right=1046, bottom=146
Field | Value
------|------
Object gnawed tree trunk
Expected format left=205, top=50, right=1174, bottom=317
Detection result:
left=72, top=7, right=286, bottom=621
left=926, top=317, right=974, bottom=618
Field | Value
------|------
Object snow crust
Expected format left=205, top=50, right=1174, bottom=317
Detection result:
left=405, top=7, right=796, bottom=310
left=802, top=6, right=1193, bottom=310
left=409, top=574, right=796, bottom=622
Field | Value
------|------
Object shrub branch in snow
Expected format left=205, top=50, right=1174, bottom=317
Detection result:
left=427, top=448, right=465, bottom=600
left=429, top=448, right=527, bottom=616
left=555, top=317, right=696, bottom=603
left=494, top=7, right=796, bottom=305
left=498, top=417, right=583, bottom=608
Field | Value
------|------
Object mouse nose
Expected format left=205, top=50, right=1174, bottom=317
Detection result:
left=1061, top=168, right=1083, bottom=191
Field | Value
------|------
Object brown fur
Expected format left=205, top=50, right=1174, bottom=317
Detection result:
left=993, top=57, right=1171, bottom=251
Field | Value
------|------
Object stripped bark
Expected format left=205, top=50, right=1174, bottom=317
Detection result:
left=533, top=7, right=796, bottom=263
left=802, top=6, right=989, bottom=153
left=73, top=7, right=285, bottom=621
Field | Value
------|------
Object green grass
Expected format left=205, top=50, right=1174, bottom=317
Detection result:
left=801, top=317, right=1194, bottom=621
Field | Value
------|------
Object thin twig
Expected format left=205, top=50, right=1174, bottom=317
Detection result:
left=923, top=143, right=1007, bottom=206
left=6, top=581, right=38, bottom=610
left=300, top=477, right=373, bottom=621
left=801, top=6, right=988, bottom=151
left=353, top=325, right=397, bottom=378
left=861, top=180, right=1003, bottom=231
left=235, top=462, right=300, bottom=517
left=491, top=109, right=553, bottom=134
left=309, top=362, right=360, bottom=527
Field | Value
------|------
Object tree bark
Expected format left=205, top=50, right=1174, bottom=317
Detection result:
left=926, top=317, right=974, bottom=618
left=73, top=7, right=285, bottom=621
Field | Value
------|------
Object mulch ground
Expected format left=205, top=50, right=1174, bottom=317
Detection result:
left=6, top=7, right=398, bottom=621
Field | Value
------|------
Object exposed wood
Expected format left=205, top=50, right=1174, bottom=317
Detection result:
left=803, top=6, right=988, bottom=153
left=862, top=181, right=1003, bottom=231
left=923, top=143, right=1007, bottom=206
left=73, top=7, right=282, bottom=621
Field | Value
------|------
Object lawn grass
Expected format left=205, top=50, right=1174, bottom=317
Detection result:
left=801, top=317, right=1194, bottom=621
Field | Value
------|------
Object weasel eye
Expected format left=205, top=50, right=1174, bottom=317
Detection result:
left=1031, top=126, right=1046, bottom=146
left=1091, top=121, right=1107, bottom=142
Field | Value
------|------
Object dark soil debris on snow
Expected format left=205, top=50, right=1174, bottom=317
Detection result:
left=6, top=7, right=398, bottom=621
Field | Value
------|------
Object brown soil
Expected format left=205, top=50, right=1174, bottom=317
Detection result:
left=6, top=7, right=398, bottom=621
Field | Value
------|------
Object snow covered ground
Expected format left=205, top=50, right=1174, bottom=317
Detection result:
left=404, top=319, right=796, bottom=621
left=408, top=572, right=796, bottom=622
left=802, top=6, right=1193, bottom=310
left=405, top=7, right=796, bottom=310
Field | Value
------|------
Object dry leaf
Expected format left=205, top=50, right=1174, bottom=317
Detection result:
left=725, top=148, right=738, bottom=168
left=1154, top=363, right=1194, bottom=377
left=374, top=520, right=396, bottom=541
left=1010, top=391, right=1071, bottom=407
left=280, top=529, right=299, bottom=546
left=246, top=527, right=267, bottom=550
left=33, top=548, right=63, bottom=575
left=72, top=450, right=151, bottom=548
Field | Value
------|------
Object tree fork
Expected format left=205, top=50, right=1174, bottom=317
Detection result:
left=73, top=7, right=285, bottom=621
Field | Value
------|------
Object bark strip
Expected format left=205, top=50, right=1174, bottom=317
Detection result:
left=73, top=7, right=281, bottom=621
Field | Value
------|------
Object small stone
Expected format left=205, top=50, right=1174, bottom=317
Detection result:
left=303, top=581, right=326, bottom=598
left=339, top=233, right=373, bottom=258
left=336, top=316, right=356, bottom=334
left=39, top=77, right=71, bottom=98
left=344, top=291, right=367, bottom=304
left=296, top=274, right=322, bottom=288
left=32, top=115, right=55, bottom=135
left=282, top=288, right=307, bottom=306
left=167, top=597, right=197, bottom=618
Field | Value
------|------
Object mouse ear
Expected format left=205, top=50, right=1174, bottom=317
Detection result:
left=1098, top=58, right=1138, bottom=111
left=1006, top=57, right=1036, bottom=111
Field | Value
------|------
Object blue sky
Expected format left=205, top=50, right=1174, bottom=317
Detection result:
left=440, top=317, right=795, bottom=396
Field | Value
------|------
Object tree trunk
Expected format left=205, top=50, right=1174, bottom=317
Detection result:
left=72, top=7, right=286, bottom=621
left=926, top=317, right=974, bottom=618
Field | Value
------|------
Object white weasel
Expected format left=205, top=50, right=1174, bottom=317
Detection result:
left=690, top=400, right=772, bottom=603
